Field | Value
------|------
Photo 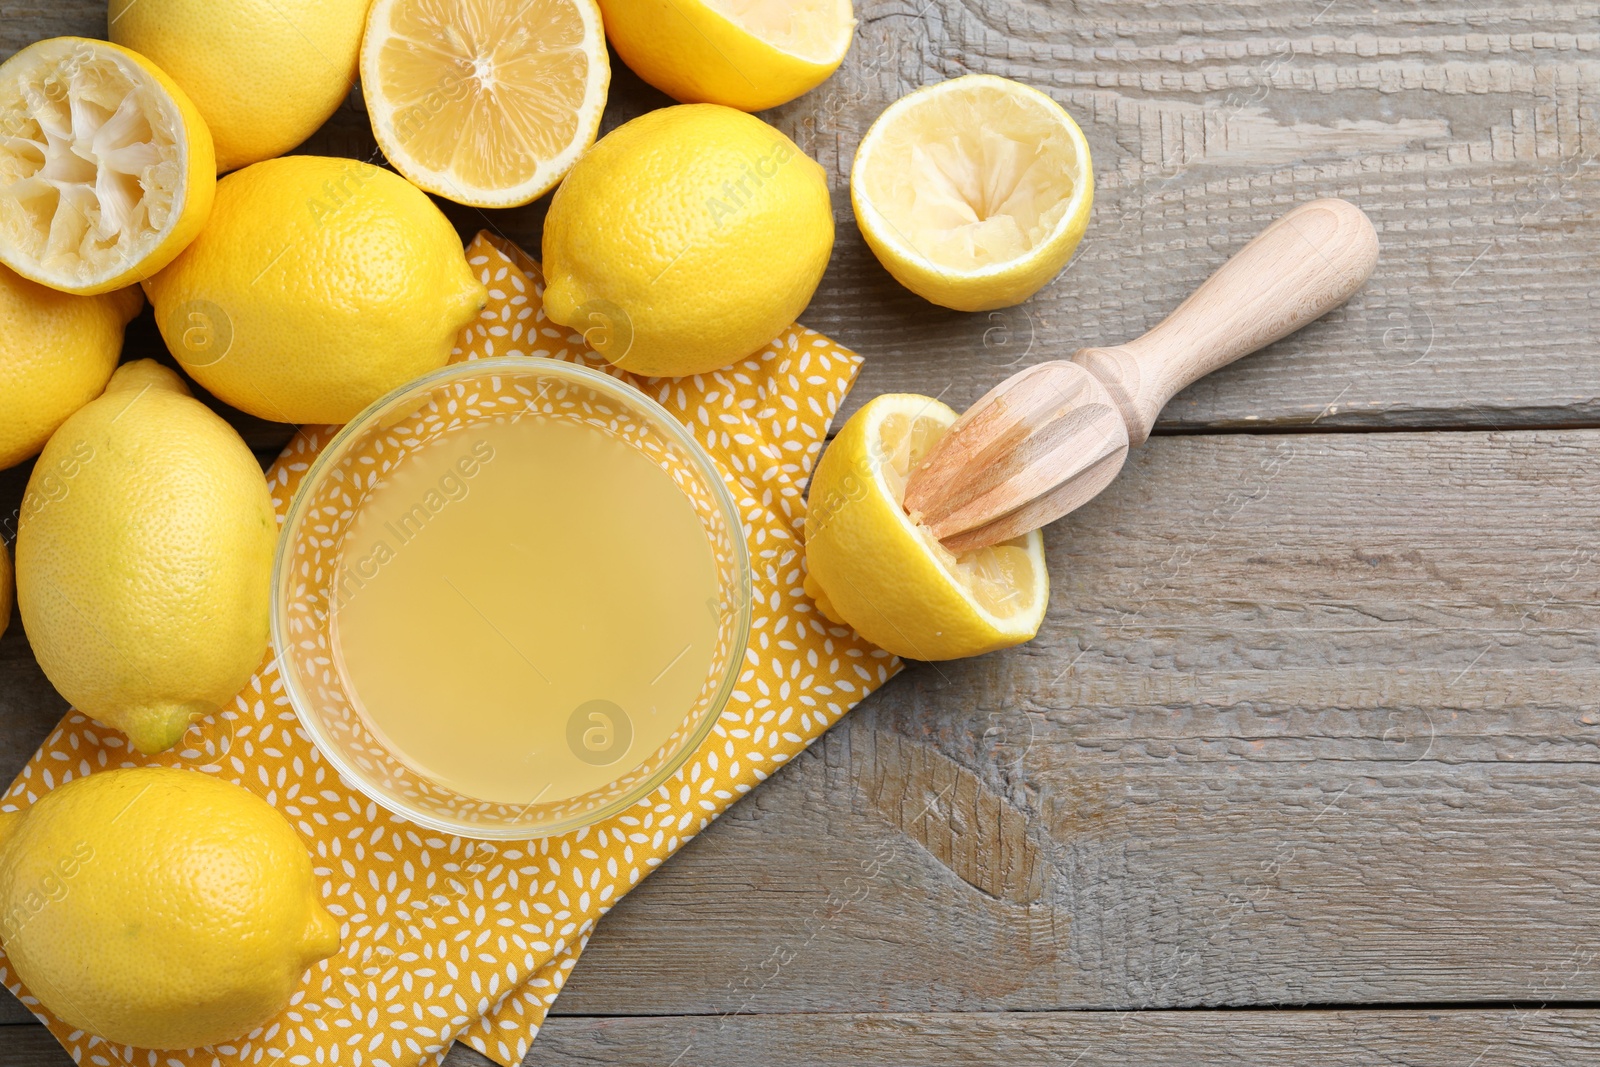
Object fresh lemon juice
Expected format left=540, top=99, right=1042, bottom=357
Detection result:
left=328, top=415, right=722, bottom=806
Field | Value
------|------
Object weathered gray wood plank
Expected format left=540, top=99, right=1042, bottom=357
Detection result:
left=553, top=740, right=1600, bottom=1014
left=785, top=0, right=1600, bottom=430
left=538, top=427, right=1600, bottom=1014
left=513, top=1010, right=1600, bottom=1067
left=3, top=1009, right=1598, bottom=1067
left=4, top=2, right=1598, bottom=441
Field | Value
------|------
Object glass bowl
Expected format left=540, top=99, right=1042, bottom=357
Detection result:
left=271, top=358, right=750, bottom=839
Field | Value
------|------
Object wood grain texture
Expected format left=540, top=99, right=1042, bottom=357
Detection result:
left=1071, top=198, right=1379, bottom=446
left=539, top=427, right=1600, bottom=1015
left=5, top=1010, right=1600, bottom=1067
left=782, top=0, right=1600, bottom=430
left=903, top=360, right=1131, bottom=551
left=907, top=198, right=1380, bottom=551
left=6, top=0, right=1599, bottom=441
left=512, top=1010, right=1600, bottom=1066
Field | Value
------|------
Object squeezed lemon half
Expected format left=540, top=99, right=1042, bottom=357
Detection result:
left=598, top=0, right=854, bottom=111
left=851, top=74, right=1093, bottom=312
left=0, top=37, right=214, bottom=295
left=804, top=394, right=1049, bottom=661
left=361, top=0, right=610, bottom=208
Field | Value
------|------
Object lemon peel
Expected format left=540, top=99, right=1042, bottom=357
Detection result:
left=0, top=37, right=214, bottom=295
left=852, top=74, right=1093, bottom=312
left=804, top=393, right=1048, bottom=661
left=0, top=767, right=340, bottom=1049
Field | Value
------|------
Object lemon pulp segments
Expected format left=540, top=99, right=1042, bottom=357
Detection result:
left=362, top=0, right=609, bottom=208
left=702, top=0, right=854, bottom=62
left=861, top=87, right=1078, bottom=269
left=876, top=405, right=1044, bottom=624
left=0, top=38, right=212, bottom=294
left=804, top=394, right=1047, bottom=661
left=852, top=74, right=1092, bottom=311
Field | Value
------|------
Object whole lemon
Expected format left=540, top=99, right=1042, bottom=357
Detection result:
left=0, top=266, right=142, bottom=470
left=108, top=0, right=368, bottom=173
left=0, top=767, right=340, bottom=1049
left=542, top=104, right=833, bottom=377
left=16, top=360, right=277, bottom=754
left=144, top=156, right=486, bottom=424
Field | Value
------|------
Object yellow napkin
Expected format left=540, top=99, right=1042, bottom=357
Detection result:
left=1, top=233, right=899, bottom=1067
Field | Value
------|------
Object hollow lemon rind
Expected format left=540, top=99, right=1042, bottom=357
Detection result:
left=804, top=393, right=1048, bottom=661
left=0, top=38, right=215, bottom=296
left=851, top=74, right=1093, bottom=313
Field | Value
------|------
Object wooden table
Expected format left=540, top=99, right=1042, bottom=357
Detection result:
left=5, top=1, right=1600, bottom=1063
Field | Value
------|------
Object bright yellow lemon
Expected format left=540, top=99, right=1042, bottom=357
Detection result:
left=16, top=361, right=277, bottom=754
left=804, top=393, right=1048, bottom=661
left=0, top=767, right=340, bottom=1049
left=0, top=37, right=214, bottom=295
left=852, top=75, right=1093, bottom=312
left=0, top=265, right=142, bottom=470
left=144, top=156, right=485, bottom=424
left=109, top=0, right=369, bottom=174
left=542, top=104, right=833, bottom=377
left=362, top=0, right=610, bottom=208
left=598, top=0, right=853, bottom=111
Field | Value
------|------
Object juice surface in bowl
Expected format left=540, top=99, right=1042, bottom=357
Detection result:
left=331, top=416, right=720, bottom=806
left=273, top=358, right=750, bottom=839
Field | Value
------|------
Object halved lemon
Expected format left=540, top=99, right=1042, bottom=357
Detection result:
left=361, top=0, right=610, bottom=209
left=597, top=0, right=854, bottom=111
left=803, top=393, right=1048, bottom=661
left=0, top=37, right=215, bottom=295
left=851, top=74, right=1093, bottom=313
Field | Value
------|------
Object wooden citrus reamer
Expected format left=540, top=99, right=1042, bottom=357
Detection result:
left=903, top=198, right=1380, bottom=552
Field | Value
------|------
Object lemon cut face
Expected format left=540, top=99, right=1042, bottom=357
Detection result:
left=872, top=400, right=1047, bottom=627
left=803, top=394, right=1048, bottom=661
left=0, top=38, right=214, bottom=294
left=703, top=0, right=854, bottom=63
left=362, top=0, right=610, bottom=208
left=852, top=74, right=1092, bottom=312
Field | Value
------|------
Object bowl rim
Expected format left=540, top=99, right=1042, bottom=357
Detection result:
left=269, top=356, right=752, bottom=840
